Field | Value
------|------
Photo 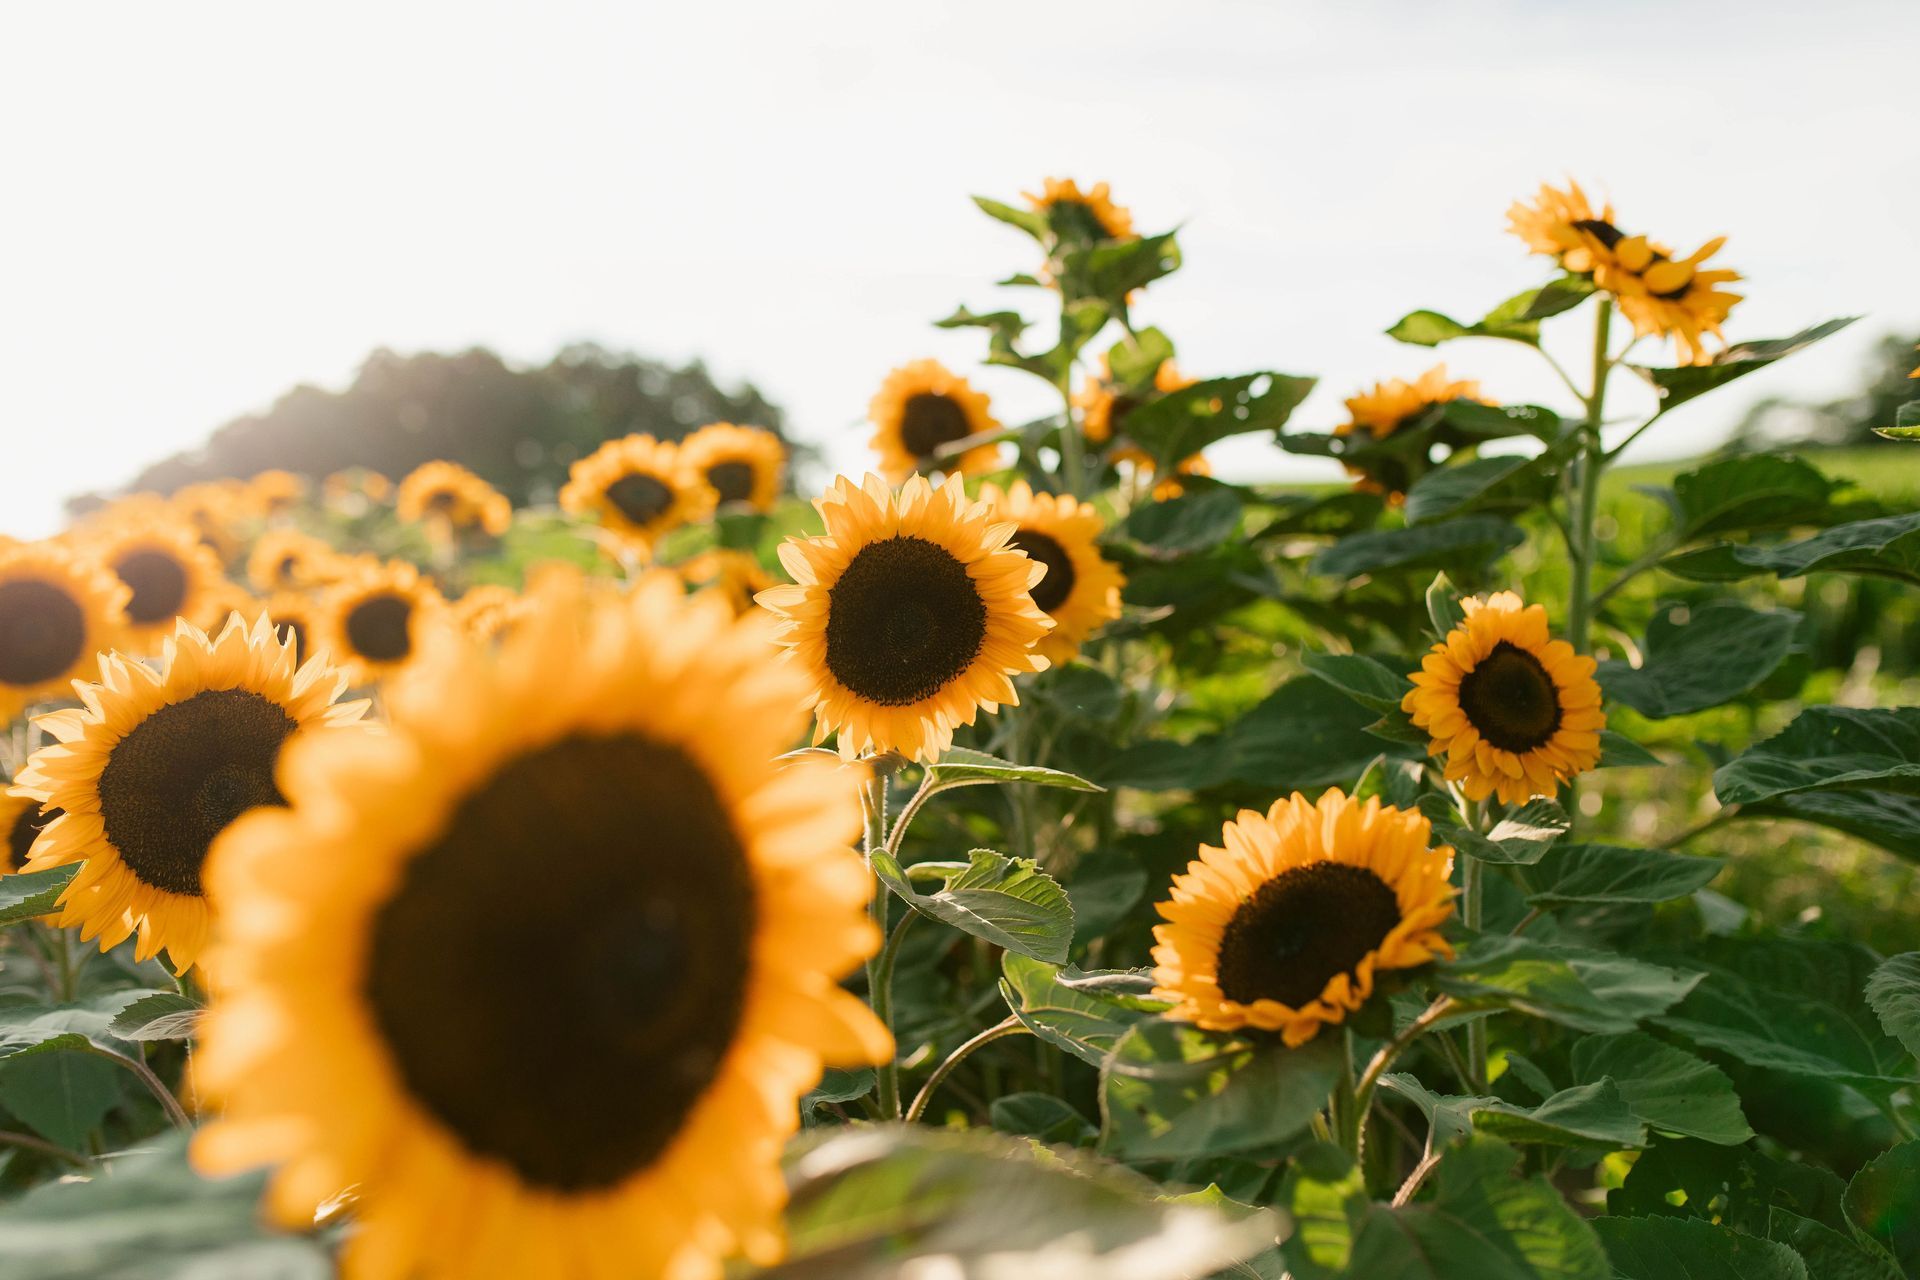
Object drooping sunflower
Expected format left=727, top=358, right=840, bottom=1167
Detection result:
left=679, top=423, right=785, bottom=512
left=1152, top=789, right=1456, bottom=1047
left=1336, top=364, right=1492, bottom=500
left=247, top=528, right=345, bottom=593
left=559, top=435, right=714, bottom=559
left=1024, top=177, right=1135, bottom=243
left=680, top=549, right=775, bottom=616
left=0, top=541, right=128, bottom=722
left=14, top=614, right=367, bottom=973
left=1505, top=179, right=1619, bottom=276
left=83, top=519, right=232, bottom=651
left=1, top=785, right=60, bottom=875
left=246, top=470, right=308, bottom=519
left=395, top=461, right=512, bottom=539
left=1402, top=591, right=1605, bottom=805
left=977, top=481, right=1123, bottom=666
left=758, top=474, right=1053, bottom=762
left=314, top=559, right=447, bottom=686
left=1602, top=234, right=1744, bottom=367
left=867, top=360, right=1002, bottom=485
left=190, top=568, right=890, bottom=1280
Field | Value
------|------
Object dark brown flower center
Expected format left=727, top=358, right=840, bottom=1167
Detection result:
left=1572, top=218, right=1624, bottom=250
left=825, top=536, right=987, bottom=707
left=362, top=733, right=755, bottom=1193
left=6, top=802, right=61, bottom=873
left=898, top=393, right=972, bottom=461
left=345, top=593, right=414, bottom=664
left=706, top=461, right=757, bottom=505
left=605, top=473, right=675, bottom=527
left=0, top=578, right=88, bottom=687
left=1009, top=530, right=1076, bottom=616
left=1458, top=641, right=1563, bottom=753
left=1215, top=863, right=1403, bottom=1008
left=114, top=550, right=191, bottom=626
left=97, top=689, right=296, bottom=896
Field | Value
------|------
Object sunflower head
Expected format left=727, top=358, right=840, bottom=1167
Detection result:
left=1, top=785, right=60, bottom=875
left=315, top=559, right=447, bottom=686
left=977, top=480, right=1124, bottom=666
left=679, top=423, right=785, bottom=512
left=246, top=470, right=307, bottom=518
left=1335, top=364, right=1493, bottom=500
left=244, top=592, right=321, bottom=667
left=322, top=468, right=393, bottom=511
left=191, top=567, right=888, bottom=1279
left=1024, top=177, right=1135, bottom=244
left=1153, top=789, right=1456, bottom=1046
left=559, top=435, right=714, bottom=559
left=1402, top=591, right=1606, bottom=805
left=758, top=474, right=1053, bottom=762
left=79, top=518, right=231, bottom=651
left=168, top=482, right=251, bottom=562
left=867, top=360, right=1002, bottom=485
left=395, top=461, right=512, bottom=538
left=1603, top=235, right=1744, bottom=367
left=1506, top=179, right=1620, bottom=276
left=0, top=541, right=129, bottom=722
left=449, top=582, right=532, bottom=643
left=14, top=613, right=367, bottom=973
left=246, top=528, right=345, bottom=593
left=680, top=549, right=775, bottom=616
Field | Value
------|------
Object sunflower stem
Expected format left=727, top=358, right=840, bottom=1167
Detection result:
left=862, top=770, right=902, bottom=1120
left=1056, top=343, right=1088, bottom=498
left=1565, top=297, right=1612, bottom=659
left=85, top=1043, right=191, bottom=1130
left=905, top=1017, right=1027, bottom=1123
left=1333, top=1029, right=1365, bottom=1166
left=1461, top=798, right=1489, bottom=1092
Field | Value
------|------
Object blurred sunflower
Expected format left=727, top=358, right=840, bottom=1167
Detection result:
left=86, top=520, right=231, bottom=650
left=322, top=468, right=393, bottom=508
left=758, top=475, right=1052, bottom=762
left=15, top=614, right=366, bottom=973
left=978, top=480, right=1123, bottom=666
left=1403, top=591, right=1605, bottom=805
left=246, top=470, right=307, bottom=519
left=0, top=541, right=128, bottom=722
left=396, top=461, right=512, bottom=539
left=867, top=360, right=1001, bottom=485
left=192, top=568, right=889, bottom=1280
left=679, top=423, right=785, bottom=512
left=680, top=549, right=774, bottom=616
left=169, top=481, right=251, bottom=562
left=449, top=583, right=530, bottom=643
left=1602, top=235, right=1744, bottom=367
left=560, top=435, right=713, bottom=559
left=1336, top=364, right=1491, bottom=500
left=1505, top=179, right=1619, bottom=276
left=1024, top=177, right=1135, bottom=243
left=1076, top=355, right=1193, bottom=446
left=247, top=528, right=344, bottom=593
left=246, top=592, right=321, bottom=667
left=1152, top=789, right=1455, bottom=1046
left=315, top=559, right=446, bottom=686
left=1, top=786, right=60, bottom=874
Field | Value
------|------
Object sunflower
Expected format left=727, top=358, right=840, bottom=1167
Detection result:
left=395, top=462, right=512, bottom=539
left=83, top=519, right=231, bottom=651
left=1505, top=179, right=1619, bottom=276
left=1, top=785, right=60, bottom=875
left=169, top=481, right=251, bottom=562
left=1024, top=177, right=1135, bottom=243
left=1602, top=235, right=1744, bottom=367
left=0, top=541, right=128, bottom=722
left=247, top=528, right=344, bottom=593
left=1076, top=355, right=1193, bottom=446
left=1402, top=591, right=1605, bottom=806
left=449, top=583, right=530, bottom=643
left=14, top=614, right=366, bottom=973
left=1112, top=447, right=1212, bottom=501
left=190, top=568, right=889, bottom=1280
left=323, top=469, right=394, bottom=509
left=559, top=435, right=714, bottom=559
left=867, top=360, right=1002, bottom=485
left=758, top=474, right=1053, bottom=762
left=1152, top=789, right=1455, bottom=1047
left=314, top=560, right=447, bottom=686
left=246, top=470, right=307, bottom=518
left=679, top=423, right=785, bottom=512
left=1336, top=364, right=1492, bottom=500
left=977, top=481, right=1123, bottom=666
left=246, top=592, right=322, bottom=667
left=680, top=549, right=775, bottom=616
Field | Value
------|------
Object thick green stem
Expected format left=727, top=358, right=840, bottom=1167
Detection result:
left=1460, top=799, right=1489, bottom=1092
left=1565, top=299, right=1613, bottom=658
left=862, top=773, right=902, bottom=1119
left=1057, top=367, right=1088, bottom=498
left=1334, top=1029, right=1365, bottom=1163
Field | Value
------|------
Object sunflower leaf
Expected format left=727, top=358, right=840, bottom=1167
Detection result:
left=1597, top=729, right=1662, bottom=768
left=1380, top=1072, right=1648, bottom=1150
left=872, top=849, right=1074, bottom=963
left=108, top=992, right=203, bottom=1043
left=1715, top=706, right=1920, bottom=806
left=1402, top=446, right=1569, bottom=526
left=1569, top=1031, right=1752, bottom=1145
left=1864, top=953, right=1920, bottom=1062
left=1437, top=799, right=1570, bottom=867
left=923, top=748, right=1103, bottom=795
left=1118, top=485, right=1243, bottom=556
left=1842, top=1142, right=1920, bottom=1275
left=1525, top=843, right=1723, bottom=908
left=1872, top=400, right=1920, bottom=440
left=0, top=864, right=77, bottom=928
left=1311, top=516, right=1526, bottom=580
left=1426, top=573, right=1467, bottom=637
left=1120, top=371, right=1317, bottom=475
left=1058, top=230, right=1182, bottom=304
left=971, top=195, right=1048, bottom=240
left=1597, top=601, right=1800, bottom=719
left=1596, top=1214, right=1810, bottom=1280
left=1299, top=651, right=1414, bottom=714
left=1437, top=936, right=1702, bottom=1035
left=1666, top=453, right=1843, bottom=540
left=1632, top=317, right=1858, bottom=418
left=1664, top=510, right=1920, bottom=587
left=999, top=954, right=1165, bottom=1066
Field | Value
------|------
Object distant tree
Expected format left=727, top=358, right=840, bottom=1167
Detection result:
left=76, top=344, right=790, bottom=513
left=1730, top=328, right=1919, bottom=448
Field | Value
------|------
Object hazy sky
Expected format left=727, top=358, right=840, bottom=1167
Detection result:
left=4, top=0, right=1916, bottom=538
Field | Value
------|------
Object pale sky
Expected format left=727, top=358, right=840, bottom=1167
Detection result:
left=4, top=0, right=1916, bottom=539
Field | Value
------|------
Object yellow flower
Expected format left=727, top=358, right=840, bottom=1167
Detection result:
left=758, top=475, right=1052, bottom=762
left=1603, top=235, right=1744, bottom=367
left=867, top=360, right=1002, bottom=485
left=559, top=435, right=714, bottom=559
left=395, top=462, right=512, bottom=538
left=1402, top=591, right=1606, bottom=805
left=246, top=529, right=345, bottom=593
left=1336, top=364, right=1493, bottom=500
left=1, top=784, right=59, bottom=875
left=246, top=470, right=307, bottom=518
left=679, top=549, right=775, bottom=616
left=0, top=541, right=128, bottom=722
left=14, top=614, right=366, bottom=974
left=1505, top=179, right=1619, bottom=275
left=313, top=559, right=447, bottom=686
left=449, top=583, right=531, bottom=643
left=243, top=592, right=322, bottom=667
left=82, top=519, right=232, bottom=652
left=1152, top=789, right=1455, bottom=1046
left=191, top=568, right=889, bottom=1280
left=678, top=423, right=785, bottom=512
left=322, top=468, right=393, bottom=507
left=977, top=480, right=1124, bottom=666
left=1024, top=177, right=1135, bottom=242
left=169, top=481, right=252, bottom=562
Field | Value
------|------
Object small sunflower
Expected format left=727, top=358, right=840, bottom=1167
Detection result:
left=449, top=583, right=531, bottom=643
left=1505, top=179, right=1619, bottom=276
left=680, top=549, right=775, bottom=616
left=315, top=560, right=447, bottom=686
left=758, top=474, right=1053, bottom=762
left=1, top=785, right=60, bottom=875
left=1336, top=364, right=1493, bottom=500
left=395, top=461, right=512, bottom=538
left=191, top=568, right=889, bottom=1280
left=84, top=520, right=231, bottom=650
left=1024, top=177, right=1135, bottom=243
left=977, top=480, right=1123, bottom=666
left=246, top=470, right=307, bottom=519
left=245, top=592, right=321, bottom=667
left=1152, top=789, right=1456, bottom=1047
left=679, top=423, right=785, bottom=512
left=247, top=528, right=345, bottom=593
left=15, top=614, right=367, bottom=973
left=169, top=481, right=251, bottom=562
left=560, top=435, right=714, bottom=559
left=0, top=541, right=128, bottom=722
left=1603, top=235, right=1744, bottom=367
left=867, top=360, right=1002, bottom=485
left=1402, top=591, right=1606, bottom=805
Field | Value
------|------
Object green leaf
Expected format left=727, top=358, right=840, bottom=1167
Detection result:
left=1221, top=677, right=1423, bottom=790
left=1768, top=1209, right=1904, bottom=1280
left=924, top=747, right=1104, bottom=796
left=1864, top=953, right=1920, bottom=1061
left=1063, top=850, right=1147, bottom=941
left=0, top=865, right=77, bottom=927
left=1118, top=485, right=1243, bottom=555
left=1597, top=601, right=1799, bottom=719
left=999, top=954, right=1164, bottom=1066
left=803, top=1067, right=875, bottom=1112
left=1609, top=1135, right=1847, bottom=1231
left=1437, top=936, right=1702, bottom=1035
left=1426, top=572, right=1466, bottom=637
left=1596, top=1214, right=1810, bottom=1280
left=1569, top=1031, right=1752, bottom=1145
left=1035, top=665, right=1124, bottom=721
left=1299, top=651, right=1413, bottom=714
left=1311, top=516, right=1525, bottom=580
left=1122, top=372, right=1317, bottom=474
left=1275, top=1143, right=1367, bottom=1280
left=1844, top=1141, right=1920, bottom=1275
left=1402, top=449, right=1562, bottom=526
left=972, top=194, right=1048, bottom=239
left=1633, top=317, right=1857, bottom=417
left=1386, top=281, right=1573, bottom=349
left=1100, top=1020, right=1342, bottom=1160
left=1666, top=511, right=1920, bottom=587
left=1439, top=799, right=1571, bottom=866
left=1599, top=730, right=1664, bottom=768
left=1871, top=399, right=1920, bottom=441
left=0, top=1051, right=122, bottom=1151
left=1106, top=327, right=1176, bottom=389
left=1060, top=230, right=1182, bottom=302
left=989, top=1092, right=1097, bottom=1146
left=108, top=991, right=202, bottom=1042
left=872, top=848, right=1075, bottom=963
left=1522, top=273, right=1599, bottom=319
left=1667, top=453, right=1841, bottom=540
left=1742, top=788, right=1920, bottom=860
left=1525, top=843, right=1723, bottom=908
left=1382, top=1072, right=1648, bottom=1150
left=1715, top=706, right=1920, bottom=806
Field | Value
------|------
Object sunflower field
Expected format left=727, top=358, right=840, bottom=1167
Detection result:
left=1, top=176, right=1918, bottom=1280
